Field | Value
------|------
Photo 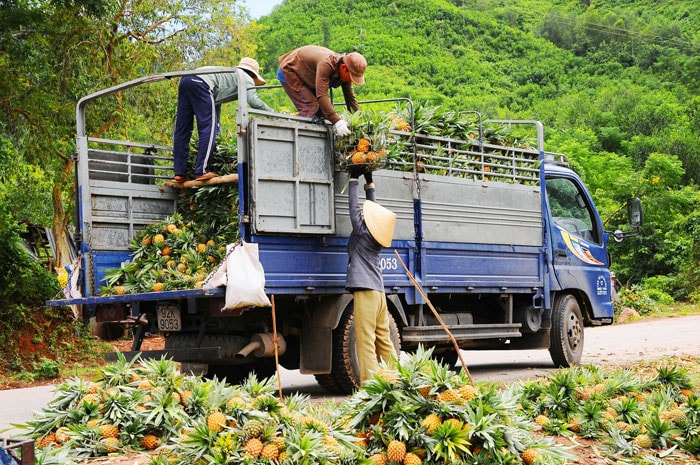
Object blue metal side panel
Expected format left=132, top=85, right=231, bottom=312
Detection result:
left=251, top=235, right=418, bottom=302
left=92, top=250, right=132, bottom=292
left=421, top=241, right=543, bottom=292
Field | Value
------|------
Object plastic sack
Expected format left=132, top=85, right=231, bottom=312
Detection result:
left=224, top=241, right=271, bottom=310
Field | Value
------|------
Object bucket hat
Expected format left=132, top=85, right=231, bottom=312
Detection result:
left=362, top=200, right=396, bottom=247
left=344, top=52, right=367, bottom=85
left=237, top=57, right=266, bottom=86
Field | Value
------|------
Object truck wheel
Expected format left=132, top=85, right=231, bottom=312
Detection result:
left=434, top=349, right=459, bottom=369
left=324, top=300, right=401, bottom=394
left=549, top=294, right=584, bottom=367
left=207, top=360, right=277, bottom=386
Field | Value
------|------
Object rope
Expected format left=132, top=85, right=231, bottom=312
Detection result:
left=271, top=295, right=284, bottom=404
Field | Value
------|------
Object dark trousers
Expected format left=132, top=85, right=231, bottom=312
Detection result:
left=280, top=80, right=323, bottom=118
left=173, top=76, right=218, bottom=177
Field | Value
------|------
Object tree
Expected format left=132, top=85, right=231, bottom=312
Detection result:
left=0, top=0, right=261, bottom=272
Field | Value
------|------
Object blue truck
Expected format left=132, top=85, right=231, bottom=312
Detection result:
left=49, top=70, right=641, bottom=393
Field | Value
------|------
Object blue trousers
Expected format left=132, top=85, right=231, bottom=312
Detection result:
left=172, top=76, right=219, bottom=177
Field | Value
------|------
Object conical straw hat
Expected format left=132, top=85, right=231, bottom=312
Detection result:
left=362, top=200, right=396, bottom=247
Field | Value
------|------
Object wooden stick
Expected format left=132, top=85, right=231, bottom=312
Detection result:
left=164, top=173, right=239, bottom=188
left=271, top=294, right=284, bottom=403
left=393, top=249, right=474, bottom=384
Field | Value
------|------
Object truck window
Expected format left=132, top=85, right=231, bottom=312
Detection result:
left=546, top=177, right=599, bottom=244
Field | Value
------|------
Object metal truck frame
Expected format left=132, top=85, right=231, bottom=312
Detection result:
left=49, top=70, right=641, bottom=393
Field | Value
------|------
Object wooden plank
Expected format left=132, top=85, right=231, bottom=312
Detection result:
left=164, top=173, right=239, bottom=188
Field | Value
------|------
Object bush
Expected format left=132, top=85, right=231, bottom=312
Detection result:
left=614, top=285, right=657, bottom=316
left=34, top=357, right=60, bottom=380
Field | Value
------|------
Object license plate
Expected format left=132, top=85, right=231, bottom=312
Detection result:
left=156, top=304, right=181, bottom=331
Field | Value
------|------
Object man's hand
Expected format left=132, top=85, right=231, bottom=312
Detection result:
left=349, top=164, right=365, bottom=179
left=334, top=119, right=351, bottom=137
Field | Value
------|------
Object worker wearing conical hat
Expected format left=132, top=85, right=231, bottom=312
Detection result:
left=346, top=166, right=398, bottom=384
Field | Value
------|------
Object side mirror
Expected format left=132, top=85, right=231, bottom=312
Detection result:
left=609, top=198, right=643, bottom=242
left=627, top=197, right=643, bottom=229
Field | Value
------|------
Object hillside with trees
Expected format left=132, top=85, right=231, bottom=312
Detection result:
left=1, top=0, right=699, bottom=373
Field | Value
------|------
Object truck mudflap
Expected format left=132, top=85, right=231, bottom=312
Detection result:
left=104, top=347, right=221, bottom=363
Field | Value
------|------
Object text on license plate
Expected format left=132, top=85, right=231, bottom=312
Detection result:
left=157, top=305, right=181, bottom=331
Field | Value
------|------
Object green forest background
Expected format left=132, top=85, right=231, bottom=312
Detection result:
left=1, top=0, right=699, bottom=319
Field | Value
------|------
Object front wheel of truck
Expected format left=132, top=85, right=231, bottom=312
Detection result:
left=549, top=294, right=584, bottom=367
left=315, top=299, right=401, bottom=394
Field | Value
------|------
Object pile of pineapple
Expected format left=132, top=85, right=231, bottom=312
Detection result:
left=21, top=348, right=699, bottom=464
left=100, top=142, right=241, bottom=295
left=336, top=103, right=541, bottom=184
left=101, top=213, right=228, bottom=295
left=335, top=109, right=404, bottom=173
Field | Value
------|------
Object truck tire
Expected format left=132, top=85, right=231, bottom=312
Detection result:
left=318, top=300, right=400, bottom=394
left=549, top=294, right=584, bottom=367
left=433, top=349, right=459, bottom=369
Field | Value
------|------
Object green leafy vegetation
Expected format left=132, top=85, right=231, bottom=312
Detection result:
left=1, top=0, right=700, bottom=375
left=19, top=349, right=700, bottom=464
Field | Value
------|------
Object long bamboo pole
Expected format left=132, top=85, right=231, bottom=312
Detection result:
left=393, top=250, right=473, bottom=384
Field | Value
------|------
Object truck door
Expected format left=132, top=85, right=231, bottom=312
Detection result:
left=546, top=176, right=613, bottom=320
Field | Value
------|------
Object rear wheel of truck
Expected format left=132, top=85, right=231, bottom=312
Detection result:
left=549, top=294, right=584, bottom=367
left=315, top=299, right=401, bottom=394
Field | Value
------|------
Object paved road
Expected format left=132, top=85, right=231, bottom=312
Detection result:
left=2, top=314, right=699, bottom=437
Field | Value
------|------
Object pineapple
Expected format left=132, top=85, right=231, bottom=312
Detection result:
left=100, top=437, right=121, bottom=454
left=243, top=419, right=265, bottom=438
left=55, top=427, right=71, bottom=444
left=603, top=406, right=617, bottom=421
left=534, top=414, right=550, bottom=426
left=138, top=379, right=154, bottom=391
left=99, top=423, right=119, bottom=439
left=459, top=384, right=478, bottom=401
left=226, top=395, right=246, bottom=409
left=437, top=388, right=460, bottom=403
left=181, top=389, right=193, bottom=406
left=615, top=421, right=630, bottom=431
left=634, top=433, right=652, bottom=448
left=403, top=451, right=422, bottom=465
left=80, top=393, right=100, bottom=405
left=444, top=418, right=463, bottom=429
left=418, top=385, right=431, bottom=398
left=521, top=447, right=540, bottom=465
left=36, top=433, right=56, bottom=448
left=421, top=413, right=442, bottom=434
left=369, top=452, right=388, bottom=465
left=206, top=411, right=227, bottom=432
left=356, top=138, right=371, bottom=152
left=387, top=439, right=407, bottom=463
left=568, top=417, right=581, bottom=433
left=260, top=442, right=280, bottom=460
left=667, top=407, right=687, bottom=424
left=140, top=433, right=160, bottom=450
left=351, top=151, right=366, bottom=164
left=244, top=437, right=264, bottom=457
